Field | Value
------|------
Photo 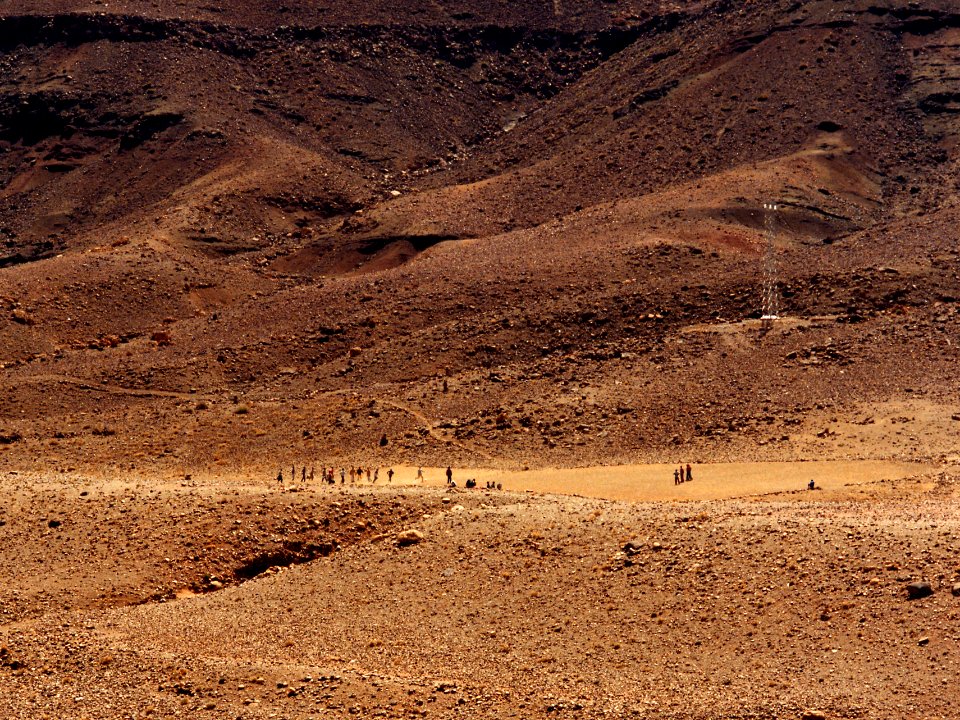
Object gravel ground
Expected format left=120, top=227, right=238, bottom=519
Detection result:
left=1, top=470, right=958, bottom=718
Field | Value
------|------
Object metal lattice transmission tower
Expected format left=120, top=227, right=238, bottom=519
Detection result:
left=761, top=203, right=780, bottom=324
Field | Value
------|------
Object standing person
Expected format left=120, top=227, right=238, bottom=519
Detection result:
left=277, top=468, right=284, bottom=490
left=416, top=466, right=424, bottom=482
left=301, top=466, right=307, bottom=484
left=387, top=468, right=394, bottom=483
left=366, top=467, right=372, bottom=482
left=685, top=463, right=692, bottom=482
left=674, top=468, right=680, bottom=485
left=309, top=466, right=315, bottom=482
left=340, top=467, right=346, bottom=484
left=374, top=467, right=379, bottom=483
left=446, top=466, right=453, bottom=486
left=349, top=467, right=356, bottom=484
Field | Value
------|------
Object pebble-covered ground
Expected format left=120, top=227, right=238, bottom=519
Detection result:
left=1, top=469, right=958, bottom=719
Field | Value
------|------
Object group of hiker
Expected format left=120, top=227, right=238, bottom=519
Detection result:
left=674, top=463, right=693, bottom=485
left=273, top=464, right=499, bottom=492
left=444, top=467, right=500, bottom=491
left=275, top=464, right=401, bottom=489
left=272, top=464, right=483, bottom=490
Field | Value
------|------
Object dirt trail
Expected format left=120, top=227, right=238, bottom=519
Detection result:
left=376, top=398, right=499, bottom=463
left=15, top=373, right=206, bottom=400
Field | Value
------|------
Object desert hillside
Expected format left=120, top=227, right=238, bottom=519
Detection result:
left=1, top=0, right=959, bottom=474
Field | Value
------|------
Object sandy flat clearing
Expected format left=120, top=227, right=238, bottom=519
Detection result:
left=361, top=459, right=929, bottom=501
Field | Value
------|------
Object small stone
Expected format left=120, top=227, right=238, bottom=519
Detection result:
left=906, top=581, right=934, bottom=600
left=623, top=540, right=643, bottom=555
left=951, top=583, right=960, bottom=597
left=396, top=529, right=424, bottom=547
left=801, top=712, right=827, bottom=720
left=918, top=637, right=930, bottom=646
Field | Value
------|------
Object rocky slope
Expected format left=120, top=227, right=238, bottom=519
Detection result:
left=0, top=0, right=958, bottom=473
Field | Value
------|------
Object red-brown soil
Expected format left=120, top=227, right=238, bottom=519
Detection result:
left=1, top=0, right=959, bottom=717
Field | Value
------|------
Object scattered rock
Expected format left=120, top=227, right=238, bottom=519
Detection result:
left=952, top=583, right=960, bottom=597
left=906, top=581, right=933, bottom=600
left=150, top=330, right=172, bottom=346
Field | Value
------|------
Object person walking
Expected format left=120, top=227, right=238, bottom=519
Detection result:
left=685, top=463, right=692, bottom=482
left=446, top=466, right=453, bottom=486
left=387, top=468, right=394, bottom=483
left=416, top=466, right=424, bottom=481
left=674, top=468, right=680, bottom=485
